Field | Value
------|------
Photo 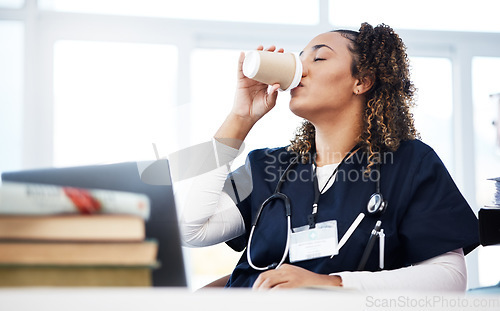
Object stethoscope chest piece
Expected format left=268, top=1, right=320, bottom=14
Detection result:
left=367, top=192, right=387, bottom=215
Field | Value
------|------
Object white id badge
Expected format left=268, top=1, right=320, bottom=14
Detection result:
left=289, top=220, right=338, bottom=263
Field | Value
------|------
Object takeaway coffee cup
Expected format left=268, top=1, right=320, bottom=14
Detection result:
left=242, top=50, right=302, bottom=91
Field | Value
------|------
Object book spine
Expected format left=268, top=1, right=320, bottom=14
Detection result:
left=0, top=266, right=152, bottom=287
left=0, top=182, right=150, bottom=219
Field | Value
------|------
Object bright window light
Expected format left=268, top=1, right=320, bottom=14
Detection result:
left=330, top=0, right=500, bottom=33
left=472, top=57, right=500, bottom=287
left=472, top=57, right=500, bottom=210
left=53, top=41, right=178, bottom=167
left=0, top=0, right=23, bottom=8
left=0, top=21, right=23, bottom=174
left=39, top=0, right=319, bottom=25
left=410, top=57, right=453, bottom=172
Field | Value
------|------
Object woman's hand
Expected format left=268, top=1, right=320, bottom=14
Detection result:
left=214, top=46, right=283, bottom=148
left=231, top=45, right=283, bottom=124
left=252, top=264, right=343, bottom=290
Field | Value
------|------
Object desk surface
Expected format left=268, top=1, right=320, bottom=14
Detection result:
left=0, top=288, right=499, bottom=311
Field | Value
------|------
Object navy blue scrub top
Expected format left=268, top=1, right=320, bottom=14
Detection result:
left=223, top=140, right=479, bottom=288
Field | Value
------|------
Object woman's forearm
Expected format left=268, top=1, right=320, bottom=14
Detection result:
left=214, top=113, right=257, bottom=150
left=335, top=249, right=467, bottom=292
left=174, top=139, right=246, bottom=247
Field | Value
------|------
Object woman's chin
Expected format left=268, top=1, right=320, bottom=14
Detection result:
left=289, top=100, right=310, bottom=120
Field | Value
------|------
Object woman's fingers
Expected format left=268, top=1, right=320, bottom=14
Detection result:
left=266, top=45, right=276, bottom=52
left=268, top=84, right=281, bottom=95
left=263, top=45, right=284, bottom=53
left=269, top=83, right=281, bottom=95
left=237, top=51, right=246, bottom=79
left=252, top=264, right=294, bottom=290
left=253, top=270, right=286, bottom=290
left=253, top=264, right=343, bottom=290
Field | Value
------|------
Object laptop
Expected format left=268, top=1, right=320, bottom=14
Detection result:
left=1, top=159, right=187, bottom=287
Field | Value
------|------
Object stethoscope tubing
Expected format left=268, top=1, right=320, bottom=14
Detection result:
left=246, top=158, right=298, bottom=271
left=247, top=216, right=291, bottom=270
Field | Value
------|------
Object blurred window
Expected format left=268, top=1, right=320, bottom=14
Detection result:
left=410, top=57, right=454, bottom=172
left=0, top=0, right=23, bottom=9
left=39, top=0, right=319, bottom=24
left=0, top=21, right=23, bottom=173
left=472, top=57, right=500, bottom=287
left=330, top=0, right=500, bottom=33
left=53, top=41, right=178, bottom=166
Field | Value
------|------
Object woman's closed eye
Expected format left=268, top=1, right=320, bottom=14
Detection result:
left=314, top=57, right=326, bottom=62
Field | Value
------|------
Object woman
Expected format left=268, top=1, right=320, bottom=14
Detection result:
left=176, top=23, right=479, bottom=290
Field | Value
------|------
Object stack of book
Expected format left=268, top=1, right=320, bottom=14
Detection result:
left=0, top=181, right=158, bottom=287
left=479, top=177, right=500, bottom=246
left=488, top=177, right=500, bottom=207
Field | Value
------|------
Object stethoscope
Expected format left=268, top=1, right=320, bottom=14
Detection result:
left=246, top=146, right=387, bottom=271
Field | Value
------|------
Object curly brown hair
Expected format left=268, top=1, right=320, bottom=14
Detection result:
left=288, top=22, right=419, bottom=172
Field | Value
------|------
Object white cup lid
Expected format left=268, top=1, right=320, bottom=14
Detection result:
left=242, top=51, right=260, bottom=78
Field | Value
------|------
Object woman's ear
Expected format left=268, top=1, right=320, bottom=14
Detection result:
left=354, top=75, right=374, bottom=95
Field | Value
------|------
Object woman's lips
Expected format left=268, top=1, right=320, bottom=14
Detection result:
left=291, top=83, right=303, bottom=96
